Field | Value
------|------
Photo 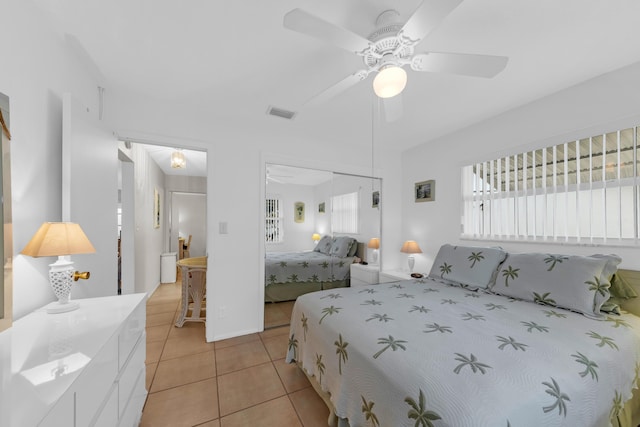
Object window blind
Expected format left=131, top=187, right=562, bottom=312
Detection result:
left=462, top=126, right=639, bottom=245
left=332, top=191, right=359, bottom=234
left=265, top=197, right=283, bottom=243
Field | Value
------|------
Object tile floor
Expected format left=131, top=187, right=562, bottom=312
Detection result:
left=142, top=281, right=329, bottom=427
left=264, top=301, right=295, bottom=329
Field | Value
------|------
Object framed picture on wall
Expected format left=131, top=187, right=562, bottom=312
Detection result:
left=294, top=202, right=305, bottom=223
left=318, top=202, right=325, bottom=213
left=154, top=188, right=161, bottom=228
left=415, top=180, right=435, bottom=202
left=372, top=191, right=380, bottom=208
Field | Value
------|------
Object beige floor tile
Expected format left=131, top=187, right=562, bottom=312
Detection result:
left=262, top=333, right=289, bottom=361
left=168, top=321, right=206, bottom=339
left=264, top=304, right=290, bottom=328
left=151, top=351, right=216, bottom=393
left=289, top=387, right=330, bottom=427
left=214, top=332, right=260, bottom=350
left=196, top=420, right=220, bottom=427
left=217, top=362, right=286, bottom=416
left=161, top=333, right=215, bottom=361
left=220, top=396, right=302, bottom=427
left=147, top=324, right=171, bottom=343
left=147, top=311, right=176, bottom=327
left=273, top=359, right=310, bottom=393
left=146, top=362, right=158, bottom=391
left=146, top=340, right=165, bottom=364
left=141, top=378, right=219, bottom=427
left=259, top=325, right=290, bottom=340
left=215, top=340, right=271, bottom=375
left=147, top=301, right=179, bottom=315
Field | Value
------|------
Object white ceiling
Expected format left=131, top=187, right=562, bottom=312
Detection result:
left=33, top=0, right=640, bottom=152
left=267, top=164, right=332, bottom=186
left=139, top=144, right=207, bottom=177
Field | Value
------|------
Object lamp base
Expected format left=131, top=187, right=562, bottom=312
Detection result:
left=46, top=301, right=79, bottom=314
left=407, top=255, right=415, bottom=273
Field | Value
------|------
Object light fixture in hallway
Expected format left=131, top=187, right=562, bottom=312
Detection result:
left=171, top=149, right=186, bottom=169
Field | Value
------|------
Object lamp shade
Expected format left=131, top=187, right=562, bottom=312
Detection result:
left=312, top=233, right=321, bottom=242
left=171, top=150, right=186, bottom=169
left=400, top=240, right=422, bottom=254
left=367, top=238, right=380, bottom=249
left=21, top=222, right=96, bottom=257
left=373, top=66, right=407, bottom=98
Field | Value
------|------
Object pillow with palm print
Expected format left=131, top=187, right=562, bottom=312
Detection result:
left=427, top=244, right=508, bottom=290
left=490, top=252, right=620, bottom=319
left=313, top=235, right=333, bottom=254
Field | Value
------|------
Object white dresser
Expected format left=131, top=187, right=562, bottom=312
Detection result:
left=0, top=293, right=147, bottom=427
left=350, top=263, right=379, bottom=287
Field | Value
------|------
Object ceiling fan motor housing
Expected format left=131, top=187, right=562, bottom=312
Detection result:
left=364, top=10, right=414, bottom=69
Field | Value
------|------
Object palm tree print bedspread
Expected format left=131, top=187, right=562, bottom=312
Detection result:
left=286, top=278, right=640, bottom=427
left=265, top=251, right=354, bottom=285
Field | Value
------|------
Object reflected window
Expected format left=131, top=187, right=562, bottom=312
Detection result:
left=332, top=191, right=359, bottom=234
left=266, top=196, right=283, bottom=243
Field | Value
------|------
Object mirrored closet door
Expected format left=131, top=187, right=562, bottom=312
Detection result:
left=264, top=163, right=381, bottom=329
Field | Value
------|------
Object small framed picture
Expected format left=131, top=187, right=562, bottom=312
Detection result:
left=415, top=180, right=435, bottom=202
left=294, top=202, right=305, bottom=223
left=318, top=202, right=325, bottom=213
left=372, top=191, right=380, bottom=208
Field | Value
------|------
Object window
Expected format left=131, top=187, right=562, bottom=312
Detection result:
left=266, top=196, right=283, bottom=243
left=332, top=191, right=359, bottom=234
left=462, top=126, right=639, bottom=245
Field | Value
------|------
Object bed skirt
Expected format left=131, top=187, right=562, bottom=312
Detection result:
left=296, top=361, right=640, bottom=427
left=265, top=280, right=349, bottom=303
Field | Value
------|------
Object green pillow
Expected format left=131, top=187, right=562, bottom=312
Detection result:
left=610, top=273, right=638, bottom=299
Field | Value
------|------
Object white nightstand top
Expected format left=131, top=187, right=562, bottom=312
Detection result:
left=379, top=269, right=420, bottom=282
left=350, top=263, right=379, bottom=272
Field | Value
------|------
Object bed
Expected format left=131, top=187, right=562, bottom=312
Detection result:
left=265, top=236, right=362, bottom=303
left=286, top=244, right=640, bottom=427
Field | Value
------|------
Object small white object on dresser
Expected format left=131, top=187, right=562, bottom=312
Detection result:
left=379, top=269, right=414, bottom=283
left=350, top=263, right=380, bottom=287
left=0, top=293, right=147, bottom=427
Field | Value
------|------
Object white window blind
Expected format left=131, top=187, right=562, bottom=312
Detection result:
left=266, top=197, right=283, bottom=243
left=332, top=191, right=359, bottom=234
left=462, top=126, right=639, bottom=245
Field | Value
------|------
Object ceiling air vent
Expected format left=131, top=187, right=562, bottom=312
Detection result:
left=266, top=106, right=297, bottom=120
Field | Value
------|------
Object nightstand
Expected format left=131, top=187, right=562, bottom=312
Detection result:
left=379, top=269, right=414, bottom=283
left=350, top=263, right=380, bottom=287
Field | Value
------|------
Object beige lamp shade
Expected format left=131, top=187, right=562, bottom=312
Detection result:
left=312, top=233, right=321, bottom=242
left=367, top=238, right=380, bottom=249
left=21, top=222, right=96, bottom=257
left=400, top=240, right=422, bottom=254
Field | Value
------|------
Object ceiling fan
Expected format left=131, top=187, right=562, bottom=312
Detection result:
left=283, top=0, right=508, bottom=118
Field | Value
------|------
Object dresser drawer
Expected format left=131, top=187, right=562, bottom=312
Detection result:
left=75, top=333, right=118, bottom=427
left=119, top=301, right=145, bottom=370
left=118, top=332, right=146, bottom=418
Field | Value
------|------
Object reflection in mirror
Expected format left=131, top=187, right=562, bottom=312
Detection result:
left=264, top=164, right=381, bottom=329
left=0, top=92, right=12, bottom=334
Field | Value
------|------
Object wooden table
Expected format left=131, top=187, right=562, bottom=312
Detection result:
left=175, top=256, right=207, bottom=327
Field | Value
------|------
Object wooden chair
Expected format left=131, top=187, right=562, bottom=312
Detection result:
left=182, top=234, right=192, bottom=259
left=175, top=266, right=206, bottom=327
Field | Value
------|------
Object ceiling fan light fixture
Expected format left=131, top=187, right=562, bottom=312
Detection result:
left=171, top=149, right=186, bottom=169
left=373, top=65, right=407, bottom=98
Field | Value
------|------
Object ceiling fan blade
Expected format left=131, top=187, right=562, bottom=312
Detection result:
left=284, top=9, right=372, bottom=54
left=305, top=70, right=370, bottom=107
left=400, top=0, right=463, bottom=43
left=383, top=94, right=403, bottom=123
left=410, top=52, right=508, bottom=78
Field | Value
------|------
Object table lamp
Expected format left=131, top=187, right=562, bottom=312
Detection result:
left=21, top=222, right=95, bottom=314
left=312, top=233, right=321, bottom=244
left=367, top=238, right=380, bottom=264
left=400, top=240, right=422, bottom=273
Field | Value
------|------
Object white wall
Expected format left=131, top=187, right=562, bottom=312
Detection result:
left=266, top=181, right=319, bottom=253
left=401, top=60, right=640, bottom=275
left=132, top=144, right=166, bottom=294
left=171, top=192, right=206, bottom=257
left=1, top=1, right=102, bottom=319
